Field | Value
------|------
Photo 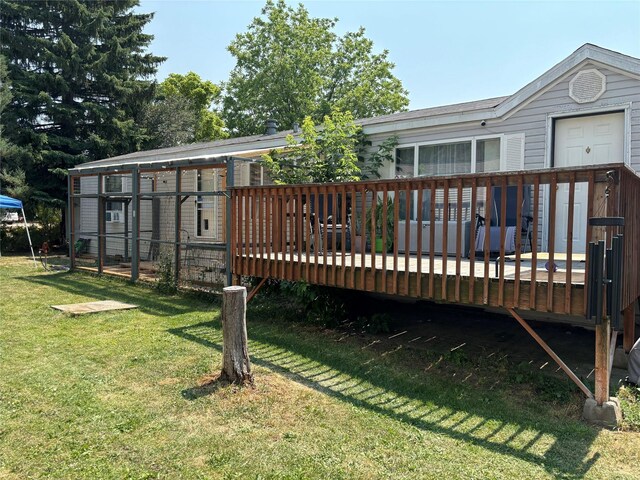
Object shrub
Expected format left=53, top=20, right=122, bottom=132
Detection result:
left=155, top=252, right=177, bottom=294
left=0, top=225, right=49, bottom=253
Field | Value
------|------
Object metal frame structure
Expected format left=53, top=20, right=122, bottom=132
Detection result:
left=68, top=155, right=260, bottom=290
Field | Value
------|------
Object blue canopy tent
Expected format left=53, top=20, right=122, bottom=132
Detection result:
left=0, top=194, right=37, bottom=266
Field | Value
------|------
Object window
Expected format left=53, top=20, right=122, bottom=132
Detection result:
left=196, top=169, right=219, bottom=239
left=395, top=137, right=503, bottom=222
left=104, top=175, right=124, bottom=223
left=476, top=138, right=501, bottom=173
left=104, top=175, right=122, bottom=193
left=418, top=141, right=472, bottom=176
left=395, top=146, right=415, bottom=178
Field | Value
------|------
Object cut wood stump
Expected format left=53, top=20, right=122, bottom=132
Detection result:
left=220, top=286, right=254, bottom=385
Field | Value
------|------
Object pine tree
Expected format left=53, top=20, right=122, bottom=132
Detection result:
left=0, top=0, right=164, bottom=206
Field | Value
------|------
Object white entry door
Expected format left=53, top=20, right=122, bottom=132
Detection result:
left=554, top=112, right=624, bottom=253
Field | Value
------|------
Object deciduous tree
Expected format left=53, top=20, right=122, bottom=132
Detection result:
left=263, top=108, right=396, bottom=185
left=157, top=72, right=227, bottom=143
left=223, top=0, right=408, bottom=136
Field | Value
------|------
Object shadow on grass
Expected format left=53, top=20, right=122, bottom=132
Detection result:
left=19, top=271, right=217, bottom=317
left=181, top=373, right=231, bottom=400
left=170, top=316, right=601, bottom=479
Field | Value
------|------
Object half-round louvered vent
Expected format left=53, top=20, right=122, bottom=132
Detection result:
left=569, top=69, right=606, bottom=104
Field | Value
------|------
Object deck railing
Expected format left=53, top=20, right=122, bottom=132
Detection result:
left=230, top=163, right=640, bottom=316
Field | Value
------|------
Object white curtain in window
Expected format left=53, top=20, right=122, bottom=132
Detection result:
left=418, top=142, right=471, bottom=176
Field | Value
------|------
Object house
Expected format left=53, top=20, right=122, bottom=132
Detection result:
left=69, top=42, right=640, bottom=284
left=69, top=44, right=640, bottom=414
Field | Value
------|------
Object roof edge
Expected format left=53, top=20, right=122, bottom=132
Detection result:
left=495, top=43, right=640, bottom=117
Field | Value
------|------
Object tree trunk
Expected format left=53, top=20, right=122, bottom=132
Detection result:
left=220, top=286, right=253, bottom=385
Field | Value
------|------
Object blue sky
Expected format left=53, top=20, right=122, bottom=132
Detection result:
left=138, top=0, right=640, bottom=110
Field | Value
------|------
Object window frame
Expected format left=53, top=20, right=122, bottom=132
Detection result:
left=394, top=134, right=504, bottom=222
left=104, top=175, right=124, bottom=223
left=194, top=169, right=220, bottom=240
left=394, top=134, right=504, bottom=179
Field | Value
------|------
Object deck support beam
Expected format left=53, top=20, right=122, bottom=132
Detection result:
left=584, top=314, right=622, bottom=427
left=594, top=315, right=611, bottom=405
left=247, top=276, right=269, bottom=303
left=506, top=308, right=593, bottom=399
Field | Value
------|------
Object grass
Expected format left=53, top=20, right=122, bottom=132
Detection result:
left=1, top=255, right=640, bottom=479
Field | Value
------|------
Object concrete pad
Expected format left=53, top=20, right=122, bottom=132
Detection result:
left=51, top=300, right=138, bottom=315
left=583, top=397, right=622, bottom=428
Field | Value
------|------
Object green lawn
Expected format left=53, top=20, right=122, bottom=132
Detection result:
left=1, top=255, right=639, bottom=479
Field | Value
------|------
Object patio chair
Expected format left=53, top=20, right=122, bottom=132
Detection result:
left=473, top=185, right=533, bottom=258
left=308, top=212, right=324, bottom=255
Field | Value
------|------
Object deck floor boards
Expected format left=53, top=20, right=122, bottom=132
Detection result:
left=246, top=251, right=586, bottom=285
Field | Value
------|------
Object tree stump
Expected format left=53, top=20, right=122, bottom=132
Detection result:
left=220, top=286, right=254, bottom=385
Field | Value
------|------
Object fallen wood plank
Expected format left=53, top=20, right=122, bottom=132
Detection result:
left=51, top=300, right=138, bottom=315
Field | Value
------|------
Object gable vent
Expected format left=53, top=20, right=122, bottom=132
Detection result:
left=569, top=68, right=606, bottom=104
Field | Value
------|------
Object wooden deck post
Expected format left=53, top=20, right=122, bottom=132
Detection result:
left=221, top=286, right=253, bottom=385
left=623, top=301, right=636, bottom=353
left=594, top=315, right=611, bottom=405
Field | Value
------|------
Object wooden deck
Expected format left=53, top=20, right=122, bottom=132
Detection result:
left=230, top=164, right=640, bottom=319
left=239, top=251, right=587, bottom=315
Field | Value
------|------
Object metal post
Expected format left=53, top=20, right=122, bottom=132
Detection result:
left=98, top=173, right=104, bottom=274
left=124, top=199, right=129, bottom=261
left=131, top=168, right=139, bottom=282
left=68, top=174, right=74, bottom=268
left=174, top=167, right=181, bottom=285
left=22, top=207, right=37, bottom=267
left=226, top=156, right=235, bottom=287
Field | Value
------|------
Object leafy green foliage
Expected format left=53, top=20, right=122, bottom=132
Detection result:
left=155, top=251, right=177, bottom=294
left=0, top=168, right=30, bottom=202
left=355, top=313, right=391, bottom=334
left=144, top=72, right=227, bottom=146
left=0, top=0, right=163, bottom=208
left=366, top=197, right=395, bottom=246
left=358, top=134, right=398, bottom=180
left=0, top=55, right=21, bottom=200
left=33, top=204, right=62, bottom=241
left=0, top=55, right=16, bottom=172
left=141, top=95, right=199, bottom=149
left=0, top=225, right=48, bottom=252
left=222, top=0, right=408, bottom=136
left=263, top=109, right=361, bottom=185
